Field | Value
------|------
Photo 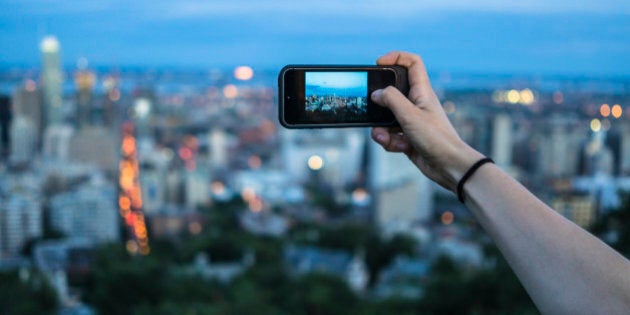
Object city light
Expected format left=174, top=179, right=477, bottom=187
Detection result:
left=24, top=79, right=37, bottom=92
left=189, top=222, right=202, bottom=235
left=612, top=104, right=622, bottom=118
left=118, top=123, right=150, bottom=255
left=441, top=211, right=454, bottom=225
left=519, top=89, right=534, bottom=105
left=248, top=155, right=262, bottom=169
left=506, top=90, right=520, bottom=104
left=351, top=188, right=369, bottom=205
left=600, top=104, right=610, bottom=117
left=211, top=181, right=226, bottom=195
left=590, top=118, right=602, bottom=132
left=234, top=66, right=254, bottom=81
left=307, top=155, right=324, bottom=170
left=40, top=36, right=59, bottom=53
left=553, top=91, right=564, bottom=104
left=223, top=84, right=238, bottom=99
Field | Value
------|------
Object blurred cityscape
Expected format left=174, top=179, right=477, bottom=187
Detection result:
left=0, top=36, right=629, bottom=314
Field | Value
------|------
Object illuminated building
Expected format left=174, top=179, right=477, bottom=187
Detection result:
left=43, top=124, right=74, bottom=161
left=209, top=128, right=229, bottom=169
left=0, top=195, right=42, bottom=258
left=280, top=129, right=364, bottom=187
left=551, top=194, right=596, bottom=228
left=40, top=36, right=64, bottom=126
left=118, top=122, right=150, bottom=255
left=12, top=83, right=43, bottom=147
left=68, top=127, right=118, bottom=171
left=74, top=70, right=96, bottom=128
left=49, top=175, right=119, bottom=242
left=536, top=118, right=584, bottom=177
left=491, top=114, right=512, bottom=168
left=9, top=116, right=37, bottom=165
left=369, top=137, right=433, bottom=228
left=185, top=169, right=210, bottom=208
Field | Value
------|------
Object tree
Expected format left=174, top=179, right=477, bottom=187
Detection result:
left=0, top=270, right=58, bottom=315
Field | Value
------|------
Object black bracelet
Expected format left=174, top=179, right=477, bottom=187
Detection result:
left=457, top=157, right=494, bottom=203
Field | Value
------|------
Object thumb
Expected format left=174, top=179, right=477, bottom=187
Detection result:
left=371, top=86, right=416, bottom=126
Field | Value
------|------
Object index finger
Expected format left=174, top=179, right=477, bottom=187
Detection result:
left=376, top=51, right=433, bottom=105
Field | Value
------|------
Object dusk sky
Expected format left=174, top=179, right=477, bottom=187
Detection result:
left=1, top=0, right=629, bottom=75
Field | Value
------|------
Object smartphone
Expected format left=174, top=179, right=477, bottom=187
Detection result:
left=278, top=65, right=409, bottom=128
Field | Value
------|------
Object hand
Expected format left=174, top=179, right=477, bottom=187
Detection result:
left=370, top=51, right=484, bottom=192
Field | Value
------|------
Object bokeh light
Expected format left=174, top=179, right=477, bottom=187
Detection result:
left=307, top=155, right=324, bottom=170
left=590, top=118, right=601, bottom=132
left=223, top=84, right=238, bottom=98
left=234, top=66, right=254, bottom=81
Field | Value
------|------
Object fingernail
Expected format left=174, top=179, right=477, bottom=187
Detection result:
left=371, top=89, right=382, bottom=101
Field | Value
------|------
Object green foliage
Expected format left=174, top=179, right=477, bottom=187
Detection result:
left=419, top=252, right=539, bottom=315
left=0, top=270, right=58, bottom=315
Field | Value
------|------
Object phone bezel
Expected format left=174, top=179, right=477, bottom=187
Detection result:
left=278, top=65, right=407, bottom=128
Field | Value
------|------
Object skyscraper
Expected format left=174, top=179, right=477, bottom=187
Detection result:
left=12, top=82, right=43, bottom=148
left=74, top=70, right=96, bottom=128
left=0, top=95, right=11, bottom=158
left=40, top=36, right=64, bottom=126
left=369, top=138, right=433, bottom=228
left=491, top=114, right=513, bottom=168
left=0, top=195, right=43, bottom=258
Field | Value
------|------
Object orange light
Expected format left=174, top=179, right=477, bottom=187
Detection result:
left=223, top=84, right=238, bottom=99
left=234, top=66, right=254, bottom=81
left=189, top=222, right=202, bottom=235
left=126, top=241, right=139, bottom=254
left=441, top=211, right=454, bottom=225
left=139, top=246, right=150, bottom=256
left=248, top=155, right=262, bottom=169
left=119, top=197, right=131, bottom=210
left=612, top=104, right=622, bottom=119
left=211, top=181, right=225, bottom=195
left=352, top=188, right=368, bottom=203
left=241, top=187, right=256, bottom=202
left=249, top=198, right=263, bottom=213
left=600, top=104, right=611, bottom=117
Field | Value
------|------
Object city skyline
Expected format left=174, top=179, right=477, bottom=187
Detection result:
left=1, top=1, right=629, bottom=75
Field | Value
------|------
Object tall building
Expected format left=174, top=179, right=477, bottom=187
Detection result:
left=49, top=175, right=119, bottom=242
left=12, top=83, right=43, bottom=147
left=40, top=36, right=64, bottom=126
left=537, top=119, right=583, bottom=178
left=9, top=116, right=37, bottom=165
left=68, top=127, right=118, bottom=171
left=0, top=195, right=43, bottom=258
left=369, top=138, right=433, bottom=228
left=491, top=114, right=512, bottom=168
left=209, top=128, right=229, bottom=169
left=281, top=129, right=364, bottom=187
left=74, top=70, right=96, bottom=128
left=0, top=95, right=11, bottom=158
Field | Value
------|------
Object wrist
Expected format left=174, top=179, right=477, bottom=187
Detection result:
left=444, top=143, right=486, bottom=192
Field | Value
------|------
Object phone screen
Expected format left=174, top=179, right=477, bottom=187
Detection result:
left=280, top=66, right=402, bottom=128
left=304, top=71, right=368, bottom=123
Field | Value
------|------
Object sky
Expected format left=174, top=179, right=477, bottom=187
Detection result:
left=1, top=0, right=629, bottom=75
left=306, top=72, right=367, bottom=89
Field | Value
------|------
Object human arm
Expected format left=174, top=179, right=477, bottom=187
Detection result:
left=370, top=51, right=630, bottom=315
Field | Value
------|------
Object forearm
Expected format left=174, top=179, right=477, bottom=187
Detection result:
left=464, top=163, right=630, bottom=315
